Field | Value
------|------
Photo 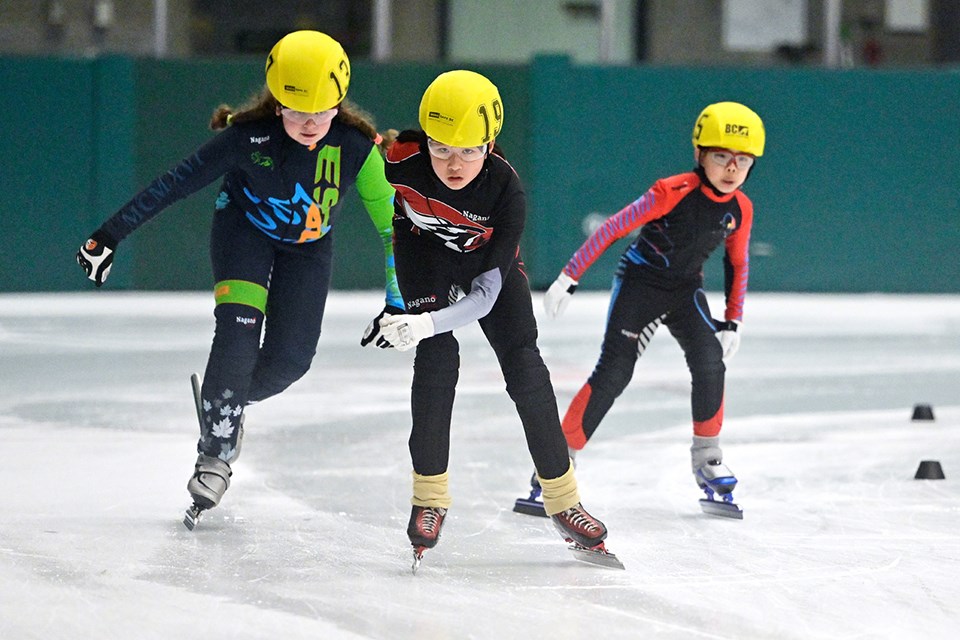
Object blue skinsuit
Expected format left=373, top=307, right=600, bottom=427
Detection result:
left=96, top=116, right=401, bottom=461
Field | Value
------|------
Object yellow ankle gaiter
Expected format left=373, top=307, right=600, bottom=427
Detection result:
left=537, top=461, right=580, bottom=516
left=411, top=471, right=452, bottom=508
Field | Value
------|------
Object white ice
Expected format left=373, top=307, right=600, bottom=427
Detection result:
left=1, top=291, right=959, bottom=639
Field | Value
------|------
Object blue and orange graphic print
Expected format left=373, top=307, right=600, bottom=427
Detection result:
left=244, top=146, right=342, bottom=243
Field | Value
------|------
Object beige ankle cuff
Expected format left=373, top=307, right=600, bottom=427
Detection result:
left=411, top=471, right=452, bottom=508
left=537, top=461, right=580, bottom=516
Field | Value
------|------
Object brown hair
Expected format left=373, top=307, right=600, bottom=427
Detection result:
left=209, top=86, right=278, bottom=130
left=210, top=86, right=392, bottom=154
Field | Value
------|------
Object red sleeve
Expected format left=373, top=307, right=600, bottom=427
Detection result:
left=724, top=191, right=753, bottom=322
left=563, top=173, right=696, bottom=281
left=386, top=140, right=420, bottom=164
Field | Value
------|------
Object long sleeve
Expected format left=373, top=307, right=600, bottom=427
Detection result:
left=723, top=192, right=753, bottom=322
left=98, top=130, right=238, bottom=243
left=355, top=146, right=403, bottom=308
left=563, top=179, right=678, bottom=281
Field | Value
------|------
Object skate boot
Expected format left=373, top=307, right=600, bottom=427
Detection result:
left=691, top=435, right=737, bottom=497
left=408, top=505, right=447, bottom=549
left=695, top=459, right=738, bottom=497
left=692, top=436, right=742, bottom=519
left=550, top=502, right=607, bottom=549
left=408, top=505, right=447, bottom=573
left=551, top=502, right=623, bottom=568
left=183, top=454, right=231, bottom=530
left=513, top=471, right=547, bottom=517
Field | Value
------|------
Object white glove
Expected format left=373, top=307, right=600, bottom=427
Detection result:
left=716, top=320, right=741, bottom=360
left=543, top=272, right=578, bottom=319
left=379, top=313, right=435, bottom=352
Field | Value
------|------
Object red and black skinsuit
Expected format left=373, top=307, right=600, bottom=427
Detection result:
left=385, top=131, right=571, bottom=481
left=560, top=166, right=753, bottom=448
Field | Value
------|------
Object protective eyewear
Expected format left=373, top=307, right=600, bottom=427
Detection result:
left=280, top=107, right=338, bottom=125
left=705, top=148, right=755, bottom=170
left=426, top=138, right=487, bottom=162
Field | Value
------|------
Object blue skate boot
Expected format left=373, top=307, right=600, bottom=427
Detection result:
left=692, top=436, right=742, bottom=519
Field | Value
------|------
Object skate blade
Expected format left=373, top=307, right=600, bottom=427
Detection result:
left=512, top=497, right=548, bottom=518
left=567, top=542, right=625, bottom=570
left=183, top=504, right=204, bottom=530
left=190, top=373, right=204, bottom=428
left=412, top=546, right=426, bottom=574
left=699, top=498, right=743, bottom=520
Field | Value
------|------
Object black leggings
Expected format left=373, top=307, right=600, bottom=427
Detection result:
left=394, top=229, right=570, bottom=480
left=574, top=267, right=725, bottom=444
left=196, top=209, right=333, bottom=460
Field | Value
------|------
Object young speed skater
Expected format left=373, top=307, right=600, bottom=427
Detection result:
left=540, top=102, right=766, bottom=519
left=77, top=30, right=402, bottom=529
left=361, top=70, right=622, bottom=569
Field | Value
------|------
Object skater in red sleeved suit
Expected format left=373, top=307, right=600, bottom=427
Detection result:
left=541, top=102, right=765, bottom=511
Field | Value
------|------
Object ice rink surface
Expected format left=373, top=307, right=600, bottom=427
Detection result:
left=1, top=290, right=959, bottom=639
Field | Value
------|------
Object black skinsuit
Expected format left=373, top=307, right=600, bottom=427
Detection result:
left=385, top=133, right=569, bottom=480
left=559, top=167, right=754, bottom=448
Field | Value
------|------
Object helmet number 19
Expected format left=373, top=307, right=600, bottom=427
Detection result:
left=477, top=99, right=503, bottom=143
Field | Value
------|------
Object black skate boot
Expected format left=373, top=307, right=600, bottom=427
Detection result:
left=408, top=505, right=447, bottom=573
left=550, top=502, right=607, bottom=548
left=183, top=454, right=231, bottom=530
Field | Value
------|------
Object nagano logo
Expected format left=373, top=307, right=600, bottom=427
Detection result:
left=407, top=296, right=437, bottom=309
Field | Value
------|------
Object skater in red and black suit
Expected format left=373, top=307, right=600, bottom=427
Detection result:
left=361, top=70, right=616, bottom=567
left=542, top=102, right=766, bottom=512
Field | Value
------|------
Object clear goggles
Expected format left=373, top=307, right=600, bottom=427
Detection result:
left=426, top=138, right=488, bottom=162
left=704, top=148, right=755, bottom=170
left=280, top=106, right=339, bottom=125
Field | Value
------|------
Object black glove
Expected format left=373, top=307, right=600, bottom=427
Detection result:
left=712, top=318, right=741, bottom=360
left=712, top=319, right=738, bottom=333
left=77, top=230, right=117, bottom=287
left=360, top=305, right=405, bottom=348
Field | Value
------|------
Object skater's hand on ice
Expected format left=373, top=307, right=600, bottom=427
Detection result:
left=361, top=304, right=405, bottom=348
left=543, top=272, right=578, bottom=319
left=715, top=320, right=741, bottom=360
left=378, top=313, right=435, bottom=352
left=76, top=230, right=117, bottom=287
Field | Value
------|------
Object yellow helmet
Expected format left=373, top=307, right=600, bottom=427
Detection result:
left=692, top=102, right=765, bottom=157
left=265, top=30, right=350, bottom=112
left=419, top=70, right=503, bottom=147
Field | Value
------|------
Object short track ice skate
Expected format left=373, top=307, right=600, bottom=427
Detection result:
left=183, top=373, right=234, bottom=530
left=408, top=506, right=446, bottom=573
left=565, top=541, right=624, bottom=569
left=551, top=503, right=624, bottom=570
left=512, top=471, right=548, bottom=518
left=696, top=459, right=742, bottom=520
left=184, top=454, right=231, bottom=530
